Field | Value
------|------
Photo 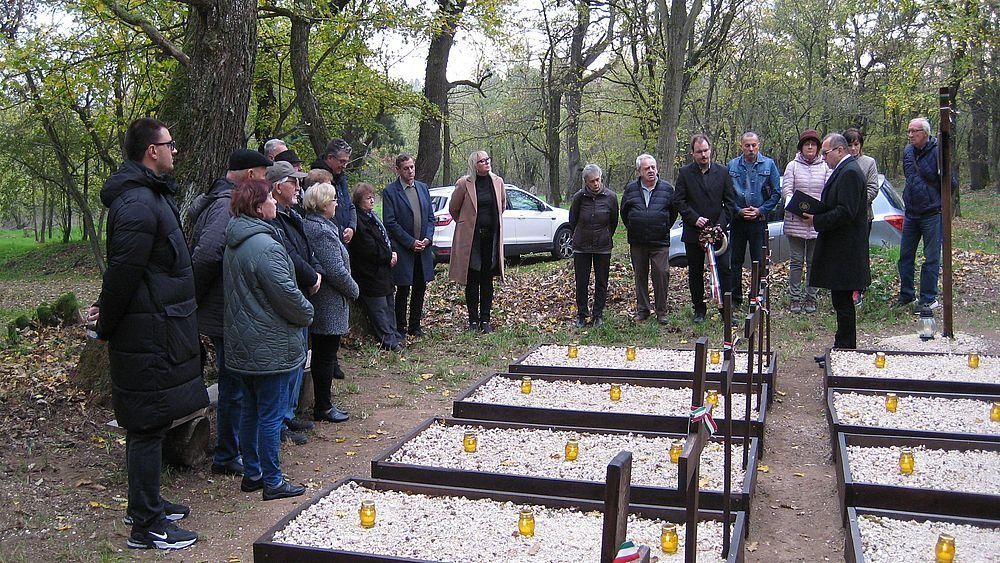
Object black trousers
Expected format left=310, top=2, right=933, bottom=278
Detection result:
left=729, top=219, right=766, bottom=306
left=125, top=423, right=170, bottom=529
left=685, top=241, right=731, bottom=315
left=831, top=289, right=857, bottom=349
left=573, top=252, right=611, bottom=320
left=465, top=268, right=495, bottom=324
left=310, top=333, right=342, bottom=413
left=395, top=259, right=427, bottom=333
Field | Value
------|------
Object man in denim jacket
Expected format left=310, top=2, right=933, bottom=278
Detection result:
left=727, top=132, right=781, bottom=310
left=894, top=117, right=956, bottom=313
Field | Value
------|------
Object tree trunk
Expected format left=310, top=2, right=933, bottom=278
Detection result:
left=415, top=0, right=467, bottom=186
left=289, top=8, right=331, bottom=158
left=968, top=78, right=990, bottom=190
left=545, top=83, right=563, bottom=205
left=442, top=117, right=452, bottom=185
left=564, top=85, right=582, bottom=201
left=654, top=0, right=702, bottom=182
left=158, top=0, right=258, bottom=205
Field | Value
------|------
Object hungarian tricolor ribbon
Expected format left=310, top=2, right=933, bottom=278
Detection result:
left=613, top=540, right=641, bottom=562
left=690, top=405, right=718, bottom=435
left=723, top=337, right=739, bottom=352
left=751, top=295, right=769, bottom=316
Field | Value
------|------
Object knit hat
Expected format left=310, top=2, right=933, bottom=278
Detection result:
left=797, top=129, right=821, bottom=151
left=229, top=148, right=273, bottom=171
left=265, top=161, right=307, bottom=184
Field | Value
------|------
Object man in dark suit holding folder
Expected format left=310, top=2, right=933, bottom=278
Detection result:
left=803, top=133, right=871, bottom=364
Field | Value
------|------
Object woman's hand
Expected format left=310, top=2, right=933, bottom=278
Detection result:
left=390, top=252, right=398, bottom=267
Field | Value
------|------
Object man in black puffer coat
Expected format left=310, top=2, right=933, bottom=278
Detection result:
left=89, top=118, right=207, bottom=551
left=620, top=153, right=678, bottom=324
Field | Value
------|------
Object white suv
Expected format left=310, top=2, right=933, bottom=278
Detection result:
left=429, top=185, right=573, bottom=263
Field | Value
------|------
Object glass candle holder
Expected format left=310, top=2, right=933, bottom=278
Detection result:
left=359, top=500, right=376, bottom=528
left=705, top=389, right=719, bottom=407
left=565, top=438, right=579, bottom=461
left=968, top=353, right=980, bottom=369
left=709, top=349, right=721, bottom=365
left=463, top=431, right=477, bottom=453
left=885, top=393, right=898, bottom=413
left=609, top=383, right=622, bottom=402
left=875, top=352, right=886, bottom=369
left=626, top=345, right=637, bottom=361
left=669, top=440, right=683, bottom=464
left=935, top=532, right=955, bottom=563
left=567, top=344, right=578, bottom=359
left=520, top=376, right=532, bottom=394
left=990, top=401, right=1000, bottom=423
left=660, top=523, right=679, bottom=554
left=899, top=448, right=915, bottom=475
left=518, top=509, right=535, bottom=537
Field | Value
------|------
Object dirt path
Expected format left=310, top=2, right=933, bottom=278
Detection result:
left=745, top=355, right=843, bottom=562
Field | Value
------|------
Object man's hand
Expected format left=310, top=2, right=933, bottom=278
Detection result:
left=87, top=306, right=100, bottom=323
left=695, top=217, right=709, bottom=228
left=343, top=227, right=354, bottom=243
left=310, top=273, right=322, bottom=296
left=390, top=252, right=398, bottom=267
left=801, top=212, right=814, bottom=227
left=740, top=207, right=759, bottom=220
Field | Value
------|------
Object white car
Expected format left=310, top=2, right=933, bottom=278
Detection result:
left=429, top=185, right=573, bottom=262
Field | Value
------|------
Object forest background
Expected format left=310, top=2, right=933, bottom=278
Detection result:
left=0, top=0, right=997, bottom=273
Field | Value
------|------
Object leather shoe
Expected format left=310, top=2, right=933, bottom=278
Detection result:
left=241, top=475, right=264, bottom=492
left=657, top=316, right=670, bottom=325
left=281, top=428, right=308, bottom=445
left=210, top=460, right=244, bottom=476
left=480, top=322, right=494, bottom=334
left=814, top=354, right=827, bottom=368
left=314, top=407, right=349, bottom=423
left=592, top=317, right=604, bottom=328
left=333, top=365, right=346, bottom=380
left=573, top=318, right=586, bottom=329
left=262, top=480, right=305, bottom=501
left=693, top=312, right=706, bottom=323
left=408, top=327, right=424, bottom=337
left=286, top=417, right=314, bottom=431
left=634, top=311, right=650, bottom=321
left=466, top=322, right=480, bottom=333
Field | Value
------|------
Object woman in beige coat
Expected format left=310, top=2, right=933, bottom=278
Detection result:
left=449, top=150, right=506, bottom=333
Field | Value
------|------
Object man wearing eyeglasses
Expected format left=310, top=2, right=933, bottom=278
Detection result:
left=266, top=160, right=321, bottom=445
left=310, top=138, right=357, bottom=243
left=894, top=117, right=955, bottom=313
left=802, top=133, right=870, bottom=364
left=88, top=118, right=207, bottom=550
left=188, top=148, right=272, bottom=477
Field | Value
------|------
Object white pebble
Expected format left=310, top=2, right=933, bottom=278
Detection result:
left=830, top=350, right=1000, bottom=384
left=521, top=345, right=766, bottom=373
left=857, top=514, right=1000, bottom=562
left=846, top=445, right=1000, bottom=495
left=833, top=392, right=1000, bottom=435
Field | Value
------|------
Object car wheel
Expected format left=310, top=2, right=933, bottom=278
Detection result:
left=552, top=226, right=573, bottom=259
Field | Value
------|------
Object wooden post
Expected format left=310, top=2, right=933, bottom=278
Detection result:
left=691, top=336, right=709, bottom=413
left=721, top=292, right=735, bottom=558
left=601, top=451, right=633, bottom=563
left=939, top=87, right=955, bottom=338
left=678, top=402, right=710, bottom=563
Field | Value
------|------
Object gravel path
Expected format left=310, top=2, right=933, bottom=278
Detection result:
left=273, top=481, right=729, bottom=562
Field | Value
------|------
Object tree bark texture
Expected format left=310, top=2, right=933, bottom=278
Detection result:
left=158, top=0, right=258, bottom=206
left=290, top=11, right=331, bottom=158
left=416, top=0, right=467, bottom=186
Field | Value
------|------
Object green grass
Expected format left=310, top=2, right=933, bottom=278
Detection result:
left=953, top=190, right=1000, bottom=254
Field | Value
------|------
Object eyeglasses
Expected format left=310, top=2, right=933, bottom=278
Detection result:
left=906, top=128, right=924, bottom=134
left=151, top=140, right=176, bottom=150
left=477, top=157, right=491, bottom=164
left=821, top=146, right=843, bottom=157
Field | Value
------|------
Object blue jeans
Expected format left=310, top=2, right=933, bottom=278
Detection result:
left=283, top=328, right=308, bottom=423
left=897, top=213, right=941, bottom=305
left=238, top=371, right=290, bottom=488
left=729, top=219, right=766, bottom=306
left=209, top=335, right=241, bottom=467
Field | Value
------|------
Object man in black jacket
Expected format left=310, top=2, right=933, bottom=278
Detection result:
left=266, top=160, right=321, bottom=445
left=188, top=148, right=271, bottom=476
left=309, top=138, right=356, bottom=242
left=88, top=118, right=207, bottom=550
left=620, top=154, right=677, bottom=324
left=675, top=135, right=738, bottom=323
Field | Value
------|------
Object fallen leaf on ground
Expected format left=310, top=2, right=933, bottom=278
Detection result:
left=757, top=464, right=769, bottom=473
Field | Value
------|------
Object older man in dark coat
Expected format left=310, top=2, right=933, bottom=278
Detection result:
left=382, top=153, right=435, bottom=337
left=804, top=133, right=871, bottom=362
left=89, top=118, right=207, bottom=550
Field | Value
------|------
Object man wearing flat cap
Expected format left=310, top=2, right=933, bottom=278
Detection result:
left=188, top=147, right=273, bottom=477
left=274, top=149, right=303, bottom=172
left=266, top=160, right=322, bottom=445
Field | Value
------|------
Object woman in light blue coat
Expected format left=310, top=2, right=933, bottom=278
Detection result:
left=301, top=183, right=359, bottom=423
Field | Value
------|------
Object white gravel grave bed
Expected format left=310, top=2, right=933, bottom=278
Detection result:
left=386, top=421, right=746, bottom=491
left=830, top=350, right=999, bottom=384
left=846, top=445, right=1000, bottom=495
left=832, top=392, right=999, bottom=435
left=856, top=514, right=1000, bottom=562
left=272, top=481, right=728, bottom=562
left=520, top=344, right=763, bottom=373
left=466, top=377, right=759, bottom=420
